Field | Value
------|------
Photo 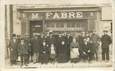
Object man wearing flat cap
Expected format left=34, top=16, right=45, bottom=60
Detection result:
left=101, top=30, right=112, bottom=61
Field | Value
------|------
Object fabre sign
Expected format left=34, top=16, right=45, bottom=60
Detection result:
left=30, top=11, right=83, bottom=20
left=45, top=12, right=83, bottom=19
left=23, top=11, right=96, bottom=20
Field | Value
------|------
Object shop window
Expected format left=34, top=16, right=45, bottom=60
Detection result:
left=67, top=23, right=75, bottom=28
left=46, top=22, right=55, bottom=27
left=75, top=23, right=81, bottom=27
left=56, top=22, right=64, bottom=28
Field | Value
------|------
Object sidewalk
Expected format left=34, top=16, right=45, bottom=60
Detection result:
left=7, top=60, right=112, bottom=68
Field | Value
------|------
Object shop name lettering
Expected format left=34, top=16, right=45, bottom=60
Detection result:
left=31, top=12, right=83, bottom=19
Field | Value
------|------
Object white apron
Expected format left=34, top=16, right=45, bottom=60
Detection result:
left=70, top=48, right=79, bottom=59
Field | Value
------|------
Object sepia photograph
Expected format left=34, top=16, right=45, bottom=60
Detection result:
left=0, top=0, right=114, bottom=71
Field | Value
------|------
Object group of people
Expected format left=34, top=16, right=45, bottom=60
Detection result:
left=8, top=30, right=112, bottom=67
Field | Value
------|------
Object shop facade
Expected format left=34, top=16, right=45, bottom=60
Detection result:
left=7, top=5, right=103, bottom=37
left=12, top=5, right=101, bottom=37
left=4, top=4, right=112, bottom=66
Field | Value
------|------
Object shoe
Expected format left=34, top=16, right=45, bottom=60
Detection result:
left=25, top=64, right=28, bottom=66
left=33, top=62, right=36, bottom=64
left=105, top=60, right=109, bottom=63
left=20, top=65, right=23, bottom=68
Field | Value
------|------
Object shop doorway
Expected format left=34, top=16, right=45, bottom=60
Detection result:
left=30, top=20, right=43, bottom=37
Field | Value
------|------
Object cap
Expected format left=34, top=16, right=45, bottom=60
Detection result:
left=11, top=34, right=16, bottom=37
left=103, top=30, right=108, bottom=32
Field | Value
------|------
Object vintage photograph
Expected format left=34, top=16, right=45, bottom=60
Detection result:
left=3, top=0, right=113, bottom=69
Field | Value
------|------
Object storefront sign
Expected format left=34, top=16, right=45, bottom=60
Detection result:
left=31, top=11, right=83, bottom=20
left=46, top=12, right=83, bottom=19
left=32, top=13, right=39, bottom=19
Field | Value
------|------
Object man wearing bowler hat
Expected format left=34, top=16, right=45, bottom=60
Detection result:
left=9, top=34, right=18, bottom=65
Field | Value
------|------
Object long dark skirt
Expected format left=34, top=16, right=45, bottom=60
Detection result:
left=39, top=53, right=49, bottom=64
left=10, top=50, right=18, bottom=65
left=57, top=46, right=69, bottom=63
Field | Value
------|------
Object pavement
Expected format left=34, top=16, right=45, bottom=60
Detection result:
left=6, top=60, right=112, bottom=68
left=4, top=46, right=113, bottom=70
left=1, top=60, right=113, bottom=71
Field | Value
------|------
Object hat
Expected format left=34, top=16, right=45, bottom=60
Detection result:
left=20, top=37, right=24, bottom=40
left=103, top=30, right=108, bottom=32
left=11, top=34, right=16, bottom=37
left=24, top=33, right=30, bottom=36
left=49, top=30, right=53, bottom=32
left=88, top=31, right=93, bottom=33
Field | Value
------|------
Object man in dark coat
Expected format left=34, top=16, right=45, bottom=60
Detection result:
left=78, top=32, right=86, bottom=61
left=24, top=36, right=32, bottom=64
left=66, top=34, right=73, bottom=61
left=31, top=35, right=41, bottom=63
left=101, top=30, right=112, bottom=61
left=18, top=39, right=30, bottom=66
left=56, top=34, right=62, bottom=63
left=84, top=37, right=95, bottom=62
left=9, top=35, right=18, bottom=65
left=90, top=31, right=100, bottom=61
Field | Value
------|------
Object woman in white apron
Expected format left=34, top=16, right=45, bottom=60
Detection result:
left=70, top=38, right=79, bottom=63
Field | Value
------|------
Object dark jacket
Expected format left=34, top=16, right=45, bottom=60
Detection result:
left=18, top=43, right=29, bottom=55
left=39, top=42, right=50, bottom=63
left=78, top=35, right=85, bottom=51
left=9, top=39, right=18, bottom=60
left=101, top=34, right=112, bottom=48
left=57, top=36, right=69, bottom=63
left=31, top=37, right=42, bottom=53
left=90, top=34, right=100, bottom=48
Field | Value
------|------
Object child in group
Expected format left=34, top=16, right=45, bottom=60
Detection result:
left=50, top=44, right=56, bottom=64
left=18, top=39, right=29, bottom=67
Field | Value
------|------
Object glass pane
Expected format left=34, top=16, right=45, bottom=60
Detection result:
left=67, top=22, right=75, bottom=27
left=56, top=22, right=64, bottom=28
left=46, top=22, right=55, bottom=27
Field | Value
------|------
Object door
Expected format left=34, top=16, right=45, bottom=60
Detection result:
left=30, top=21, right=43, bottom=37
